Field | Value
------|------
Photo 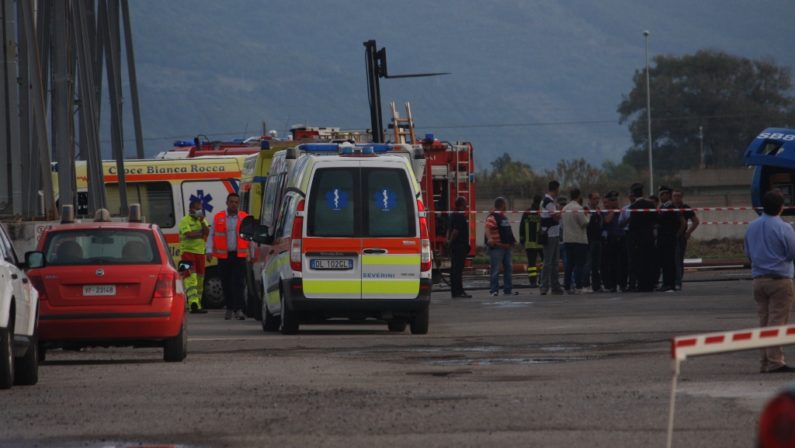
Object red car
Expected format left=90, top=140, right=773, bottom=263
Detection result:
left=27, top=222, right=188, bottom=362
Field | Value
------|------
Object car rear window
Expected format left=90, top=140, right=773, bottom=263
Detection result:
left=44, top=229, right=161, bottom=265
left=307, top=167, right=357, bottom=237
left=364, top=168, right=415, bottom=237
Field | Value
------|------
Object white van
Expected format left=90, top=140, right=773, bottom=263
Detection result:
left=242, top=143, right=432, bottom=334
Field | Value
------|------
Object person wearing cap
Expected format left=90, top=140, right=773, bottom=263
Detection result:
left=744, top=190, right=795, bottom=373
left=656, top=186, right=685, bottom=292
left=601, top=191, right=626, bottom=293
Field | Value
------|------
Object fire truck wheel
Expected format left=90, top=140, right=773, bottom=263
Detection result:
left=202, top=274, right=224, bottom=309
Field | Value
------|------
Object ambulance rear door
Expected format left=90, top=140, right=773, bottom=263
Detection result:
left=360, top=163, right=421, bottom=299
left=302, top=162, right=363, bottom=299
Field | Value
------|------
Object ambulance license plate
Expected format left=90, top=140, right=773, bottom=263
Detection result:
left=83, top=285, right=116, bottom=296
left=310, top=259, right=353, bottom=270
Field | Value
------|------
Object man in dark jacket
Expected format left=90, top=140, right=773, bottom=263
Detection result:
left=656, top=186, right=685, bottom=292
left=584, top=191, right=603, bottom=292
left=627, top=183, right=657, bottom=292
left=447, top=197, right=471, bottom=298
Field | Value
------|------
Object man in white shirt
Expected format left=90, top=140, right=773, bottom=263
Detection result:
left=561, top=188, right=590, bottom=293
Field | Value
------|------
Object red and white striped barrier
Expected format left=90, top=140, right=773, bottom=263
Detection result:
left=666, top=324, right=795, bottom=448
left=671, top=324, right=795, bottom=361
left=430, top=206, right=778, bottom=214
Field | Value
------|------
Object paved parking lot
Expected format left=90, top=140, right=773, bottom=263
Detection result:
left=2, top=271, right=793, bottom=448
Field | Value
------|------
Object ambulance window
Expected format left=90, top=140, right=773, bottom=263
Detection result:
left=363, top=168, right=415, bottom=237
left=105, top=182, right=175, bottom=228
left=275, top=196, right=294, bottom=238
left=307, top=168, right=357, bottom=237
left=260, top=174, right=280, bottom=228
left=240, top=191, right=250, bottom=213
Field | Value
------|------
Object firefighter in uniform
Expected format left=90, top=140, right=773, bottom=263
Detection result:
left=520, top=195, right=544, bottom=287
left=179, top=199, right=210, bottom=313
left=206, top=193, right=249, bottom=320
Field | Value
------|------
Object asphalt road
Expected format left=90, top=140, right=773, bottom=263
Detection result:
left=2, top=270, right=793, bottom=448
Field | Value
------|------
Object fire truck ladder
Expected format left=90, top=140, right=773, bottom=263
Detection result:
left=389, top=101, right=417, bottom=144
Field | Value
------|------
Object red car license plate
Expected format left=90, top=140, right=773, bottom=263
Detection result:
left=83, top=285, right=116, bottom=296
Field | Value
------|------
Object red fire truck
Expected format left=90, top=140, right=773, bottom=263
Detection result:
left=389, top=103, right=477, bottom=281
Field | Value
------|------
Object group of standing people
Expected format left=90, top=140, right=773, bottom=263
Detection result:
left=178, top=192, right=250, bottom=320
left=519, top=180, right=700, bottom=295
left=445, top=181, right=701, bottom=298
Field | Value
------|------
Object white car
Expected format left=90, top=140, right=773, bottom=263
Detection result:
left=0, top=223, right=39, bottom=389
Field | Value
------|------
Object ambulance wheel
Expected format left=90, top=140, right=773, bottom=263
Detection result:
left=14, top=332, right=38, bottom=386
left=410, top=306, right=429, bottom=335
left=387, top=319, right=406, bottom=332
left=164, top=318, right=188, bottom=362
left=279, top=290, right=299, bottom=335
left=0, top=324, right=14, bottom=390
left=202, top=275, right=224, bottom=309
left=261, top=299, right=280, bottom=333
left=244, top=283, right=262, bottom=321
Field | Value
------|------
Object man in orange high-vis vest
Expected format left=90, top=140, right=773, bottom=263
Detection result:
left=206, top=193, right=249, bottom=320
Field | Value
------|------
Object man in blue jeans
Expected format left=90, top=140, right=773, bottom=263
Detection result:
left=485, top=196, right=518, bottom=296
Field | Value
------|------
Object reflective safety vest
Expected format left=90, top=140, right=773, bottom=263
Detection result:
left=212, top=210, right=249, bottom=258
left=520, top=212, right=542, bottom=250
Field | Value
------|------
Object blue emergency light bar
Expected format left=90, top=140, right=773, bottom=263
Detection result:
left=297, top=143, right=340, bottom=152
left=298, top=143, right=392, bottom=154
left=173, top=140, right=194, bottom=147
left=360, top=144, right=391, bottom=153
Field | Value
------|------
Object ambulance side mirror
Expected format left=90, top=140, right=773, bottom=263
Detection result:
left=240, top=216, right=272, bottom=244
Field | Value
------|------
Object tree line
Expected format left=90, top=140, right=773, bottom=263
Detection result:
left=478, top=49, right=795, bottom=202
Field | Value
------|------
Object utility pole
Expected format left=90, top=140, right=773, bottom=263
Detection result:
left=643, top=30, right=654, bottom=194
left=698, top=125, right=705, bottom=169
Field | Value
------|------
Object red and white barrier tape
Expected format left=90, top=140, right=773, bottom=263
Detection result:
left=671, top=324, right=795, bottom=361
left=430, top=206, right=774, bottom=214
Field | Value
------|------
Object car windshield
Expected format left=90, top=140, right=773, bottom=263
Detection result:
left=44, top=229, right=161, bottom=265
